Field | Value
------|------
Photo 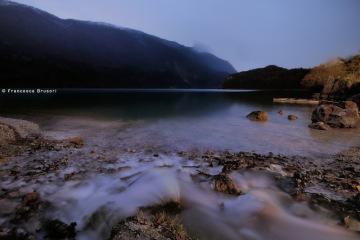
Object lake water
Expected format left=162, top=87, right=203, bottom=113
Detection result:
left=1, top=89, right=360, bottom=158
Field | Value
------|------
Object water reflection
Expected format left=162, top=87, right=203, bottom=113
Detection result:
left=1, top=90, right=360, bottom=157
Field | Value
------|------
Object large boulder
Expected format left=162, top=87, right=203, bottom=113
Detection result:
left=246, top=111, right=268, bottom=121
left=311, top=101, right=359, bottom=128
left=0, top=117, right=40, bottom=143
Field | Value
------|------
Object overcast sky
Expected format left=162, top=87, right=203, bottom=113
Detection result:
left=13, top=0, right=360, bottom=71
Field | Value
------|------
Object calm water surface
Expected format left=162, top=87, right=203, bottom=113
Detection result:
left=1, top=89, right=359, bottom=158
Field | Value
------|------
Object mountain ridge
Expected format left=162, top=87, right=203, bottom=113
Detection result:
left=0, top=0, right=236, bottom=88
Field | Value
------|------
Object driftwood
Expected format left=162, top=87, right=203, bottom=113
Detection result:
left=273, top=98, right=319, bottom=105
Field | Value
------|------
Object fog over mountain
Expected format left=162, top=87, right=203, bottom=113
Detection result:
left=0, top=0, right=236, bottom=88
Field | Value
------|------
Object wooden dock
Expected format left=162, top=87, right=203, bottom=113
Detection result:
left=273, top=98, right=319, bottom=105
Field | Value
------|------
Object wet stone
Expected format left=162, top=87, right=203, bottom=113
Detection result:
left=0, top=227, right=35, bottom=240
left=67, top=137, right=84, bottom=148
left=344, top=216, right=360, bottom=232
left=213, top=174, right=242, bottom=195
left=8, top=191, right=21, bottom=199
left=246, top=111, right=268, bottom=121
left=22, top=192, right=39, bottom=206
left=288, top=115, right=298, bottom=121
left=309, top=122, right=330, bottom=131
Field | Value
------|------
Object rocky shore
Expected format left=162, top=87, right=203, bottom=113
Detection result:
left=0, top=116, right=359, bottom=239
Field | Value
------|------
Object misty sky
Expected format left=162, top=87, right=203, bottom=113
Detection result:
left=13, top=0, right=360, bottom=71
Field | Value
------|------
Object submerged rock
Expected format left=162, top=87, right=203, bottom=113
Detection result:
left=288, top=115, right=298, bottom=121
left=212, top=174, right=242, bottom=195
left=22, top=192, right=39, bottom=206
left=67, top=137, right=84, bottom=148
left=12, top=192, right=42, bottom=223
left=311, top=101, right=359, bottom=128
left=246, top=111, right=268, bottom=121
left=308, top=122, right=330, bottom=131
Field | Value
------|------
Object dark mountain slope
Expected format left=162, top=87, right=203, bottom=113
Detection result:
left=0, top=0, right=236, bottom=88
left=223, top=65, right=310, bottom=89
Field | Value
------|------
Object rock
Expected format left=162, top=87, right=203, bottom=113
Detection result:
left=267, top=164, right=288, bottom=177
left=288, top=115, right=298, bottom=121
left=346, top=193, right=360, bottom=213
left=311, top=101, right=359, bottom=128
left=308, top=122, right=330, bottom=131
left=348, top=94, right=360, bottom=110
left=68, top=137, right=84, bottom=148
left=293, top=171, right=309, bottom=189
left=0, top=117, right=40, bottom=140
left=0, top=157, right=7, bottom=164
left=8, top=191, right=21, bottom=199
left=22, top=192, right=39, bottom=206
left=213, top=174, right=242, bottom=195
left=111, top=202, right=189, bottom=240
left=0, top=124, right=17, bottom=143
left=0, top=227, right=34, bottom=240
left=246, top=111, right=268, bottom=122
left=278, top=110, right=284, bottom=115
left=0, top=227, right=12, bottom=239
left=344, top=216, right=360, bottom=232
left=43, top=219, right=77, bottom=239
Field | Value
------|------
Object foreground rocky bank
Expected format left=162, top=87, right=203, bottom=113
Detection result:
left=0, top=117, right=359, bottom=240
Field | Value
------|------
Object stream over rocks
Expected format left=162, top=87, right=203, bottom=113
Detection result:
left=0, top=149, right=358, bottom=240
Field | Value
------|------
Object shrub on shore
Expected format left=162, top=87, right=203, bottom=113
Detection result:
left=301, top=55, right=360, bottom=98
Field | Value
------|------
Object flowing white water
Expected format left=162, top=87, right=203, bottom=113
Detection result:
left=28, top=156, right=356, bottom=240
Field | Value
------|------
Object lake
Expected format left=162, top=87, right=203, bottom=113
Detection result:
left=1, top=89, right=359, bottom=158
left=1, top=89, right=359, bottom=240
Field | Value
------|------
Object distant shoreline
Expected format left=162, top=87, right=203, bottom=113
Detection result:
left=0, top=88, right=312, bottom=95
